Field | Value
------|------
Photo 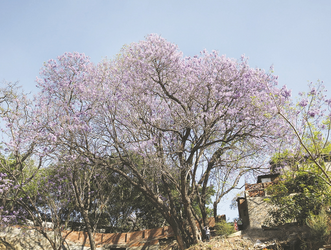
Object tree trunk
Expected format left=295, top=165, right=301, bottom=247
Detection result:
left=39, top=231, right=57, bottom=250
left=180, top=169, right=201, bottom=245
left=72, top=178, right=96, bottom=250
left=167, top=218, right=186, bottom=250
left=213, top=201, right=217, bottom=223
left=183, top=195, right=201, bottom=245
left=195, top=188, right=208, bottom=228
left=80, top=208, right=97, bottom=250
left=200, top=159, right=214, bottom=227
left=199, top=200, right=208, bottom=227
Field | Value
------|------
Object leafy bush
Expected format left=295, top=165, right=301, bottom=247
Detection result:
left=297, top=209, right=331, bottom=250
left=214, top=221, right=235, bottom=236
left=265, top=171, right=331, bottom=226
left=306, top=209, right=329, bottom=240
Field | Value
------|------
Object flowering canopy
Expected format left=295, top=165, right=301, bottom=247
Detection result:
left=32, top=35, right=289, bottom=171
left=27, top=34, right=291, bottom=249
left=96, top=35, right=287, bottom=172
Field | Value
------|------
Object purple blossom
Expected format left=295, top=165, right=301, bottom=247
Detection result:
left=309, top=88, right=317, bottom=95
left=280, top=85, right=291, bottom=99
left=307, top=109, right=319, bottom=118
left=299, top=99, right=308, bottom=107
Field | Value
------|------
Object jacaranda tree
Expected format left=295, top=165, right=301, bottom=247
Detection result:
left=0, top=83, right=40, bottom=226
left=0, top=83, right=76, bottom=250
left=33, top=34, right=289, bottom=249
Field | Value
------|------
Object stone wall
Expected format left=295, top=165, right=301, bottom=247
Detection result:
left=246, top=196, right=275, bottom=229
left=0, top=226, right=172, bottom=250
left=0, top=217, right=217, bottom=249
left=237, top=180, right=278, bottom=229
left=0, top=227, right=56, bottom=250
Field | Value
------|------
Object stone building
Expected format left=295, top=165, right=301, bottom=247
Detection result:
left=236, top=173, right=279, bottom=229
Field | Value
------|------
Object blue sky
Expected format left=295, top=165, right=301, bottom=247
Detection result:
left=1, top=0, right=331, bottom=221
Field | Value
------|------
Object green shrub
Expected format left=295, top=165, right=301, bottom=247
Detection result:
left=214, top=221, right=235, bottom=236
left=298, top=209, right=331, bottom=250
left=265, top=171, right=331, bottom=226
left=306, top=208, right=329, bottom=240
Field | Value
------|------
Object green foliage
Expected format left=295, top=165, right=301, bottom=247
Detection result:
left=306, top=208, right=330, bottom=240
left=96, top=171, right=166, bottom=232
left=299, top=209, right=331, bottom=250
left=265, top=171, right=331, bottom=226
left=270, top=133, right=331, bottom=175
left=214, top=220, right=235, bottom=236
left=193, top=186, right=215, bottom=218
left=0, top=154, right=44, bottom=198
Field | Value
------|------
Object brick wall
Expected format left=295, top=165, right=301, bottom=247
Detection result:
left=63, top=225, right=174, bottom=248
left=63, top=218, right=217, bottom=248
left=245, top=181, right=274, bottom=197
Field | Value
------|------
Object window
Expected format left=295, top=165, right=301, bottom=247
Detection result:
left=261, top=178, right=271, bottom=183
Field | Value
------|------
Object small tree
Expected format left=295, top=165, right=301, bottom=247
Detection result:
left=269, top=81, right=331, bottom=185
